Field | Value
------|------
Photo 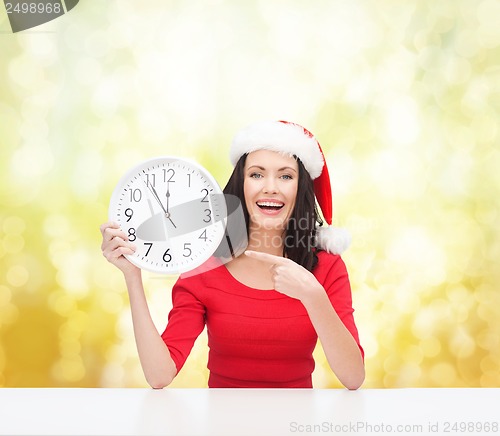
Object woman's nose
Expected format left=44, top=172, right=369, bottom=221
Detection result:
left=262, top=178, right=279, bottom=194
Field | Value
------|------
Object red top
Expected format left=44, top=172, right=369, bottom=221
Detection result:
left=161, top=251, right=363, bottom=388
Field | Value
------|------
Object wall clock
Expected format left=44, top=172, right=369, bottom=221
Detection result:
left=108, top=156, right=227, bottom=274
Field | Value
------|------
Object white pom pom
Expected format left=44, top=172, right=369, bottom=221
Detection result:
left=316, top=226, right=351, bottom=254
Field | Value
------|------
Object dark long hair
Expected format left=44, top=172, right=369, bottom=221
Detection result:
left=220, top=153, right=323, bottom=272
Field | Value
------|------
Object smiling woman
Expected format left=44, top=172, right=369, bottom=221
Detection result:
left=244, top=150, right=299, bottom=230
left=100, top=120, right=364, bottom=390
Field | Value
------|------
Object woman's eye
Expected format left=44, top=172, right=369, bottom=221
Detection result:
left=281, top=174, right=293, bottom=180
left=250, top=173, right=263, bottom=179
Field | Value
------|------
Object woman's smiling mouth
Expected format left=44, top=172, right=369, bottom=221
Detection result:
left=256, top=200, right=285, bottom=215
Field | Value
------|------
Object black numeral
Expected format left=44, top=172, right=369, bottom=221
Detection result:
left=203, top=209, right=212, bottom=223
left=144, top=242, right=153, bottom=256
left=128, top=228, right=136, bottom=241
left=199, top=229, right=207, bottom=241
left=163, top=249, right=172, bottom=263
left=125, top=208, right=133, bottom=222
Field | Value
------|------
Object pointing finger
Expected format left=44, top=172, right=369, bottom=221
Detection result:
left=244, top=250, right=288, bottom=265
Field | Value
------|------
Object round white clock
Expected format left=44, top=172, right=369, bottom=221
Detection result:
left=108, top=156, right=227, bottom=274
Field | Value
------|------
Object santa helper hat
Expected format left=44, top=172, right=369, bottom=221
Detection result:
left=230, top=120, right=351, bottom=254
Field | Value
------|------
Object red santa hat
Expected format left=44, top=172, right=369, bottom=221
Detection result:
left=230, top=120, right=351, bottom=254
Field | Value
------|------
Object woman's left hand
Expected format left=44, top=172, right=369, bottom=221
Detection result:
left=244, top=250, right=323, bottom=302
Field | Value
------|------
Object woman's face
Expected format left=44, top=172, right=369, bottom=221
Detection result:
left=243, top=149, right=299, bottom=232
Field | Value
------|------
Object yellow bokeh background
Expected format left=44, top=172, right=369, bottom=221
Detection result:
left=1, top=0, right=499, bottom=388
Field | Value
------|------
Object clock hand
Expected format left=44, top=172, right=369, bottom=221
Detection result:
left=167, top=216, right=177, bottom=228
left=166, top=183, right=170, bottom=213
left=165, top=184, right=177, bottom=229
left=144, top=180, right=177, bottom=228
left=142, top=180, right=171, bottom=239
left=148, top=183, right=168, bottom=216
left=146, top=181, right=178, bottom=230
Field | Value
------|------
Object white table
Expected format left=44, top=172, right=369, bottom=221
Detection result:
left=0, top=388, right=498, bottom=435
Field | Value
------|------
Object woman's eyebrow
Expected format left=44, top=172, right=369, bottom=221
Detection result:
left=279, top=166, right=297, bottom=173
left=247, top=165, right=297, bottom=173
left=247, top=165, right=266, bottom=171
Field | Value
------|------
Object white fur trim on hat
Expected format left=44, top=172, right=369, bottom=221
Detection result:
left=316, top=226, right=351, bottom=254
left=230, top=121, right=324, bottom=179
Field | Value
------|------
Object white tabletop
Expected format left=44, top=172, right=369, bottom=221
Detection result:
left=0, top=388, right=498, bottom=435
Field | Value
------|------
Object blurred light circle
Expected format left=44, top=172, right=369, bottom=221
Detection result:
left=6, top=265, right=29, bottom=287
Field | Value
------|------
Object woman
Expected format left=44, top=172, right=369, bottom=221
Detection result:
left=100, top=120, right=364, bottom=389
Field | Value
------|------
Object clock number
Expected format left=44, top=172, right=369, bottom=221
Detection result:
left=187, top=173, right=191, bottom=188
left=203, top=209, right=212, bottom=223
left=200, top=188, right=209, bottom=202
left=128, top=228, right=136, bottom=241
left=128, top=188, right=142, bottom=202
left=145, top=173, right=156, bottom=187
left=199, top=229, right=207, bottom=241
left=163, top=249, right=172, bottom=263
left=144, top=242, right=153, bottom=256
left=124, top=208, right=134, bottom=222
left=164, top=168, right=175, bottom=183
left=183, top=243, right=192, bottom=258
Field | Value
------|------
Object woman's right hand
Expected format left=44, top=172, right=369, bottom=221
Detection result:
left=101, top=222, right=175, bottom=388
left=100, top=221, right=139, bottom=277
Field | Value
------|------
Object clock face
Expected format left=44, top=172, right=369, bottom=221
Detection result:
left=108, top=156, right=227, bottom=274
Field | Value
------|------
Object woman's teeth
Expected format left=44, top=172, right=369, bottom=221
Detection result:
left=257, top=201, right=284, bottom=210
